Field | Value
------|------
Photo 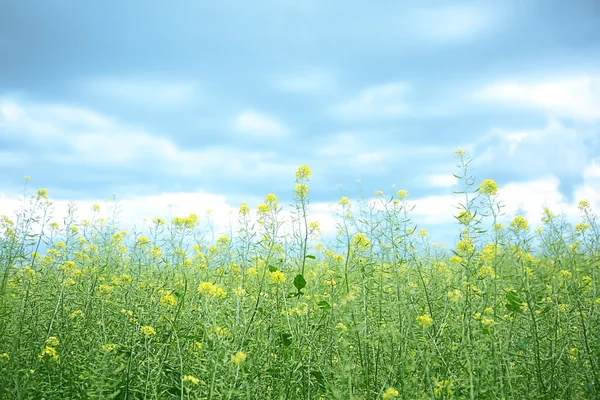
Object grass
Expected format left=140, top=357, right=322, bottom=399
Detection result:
left=1, top=150, right=599, bottom=399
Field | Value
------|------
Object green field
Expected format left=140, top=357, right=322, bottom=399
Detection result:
left=1, top=152, right=599, bottom=399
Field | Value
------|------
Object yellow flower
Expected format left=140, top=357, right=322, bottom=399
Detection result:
left=396, top=190, right=409, bottom=201
left=239, top=202, right=250, bottom=216
left=101, top=343, right=118, bottom=353
left=197, top=282, right=227, bottom=298
left=352, top=232, right=371, bottom=252
left=269, top=270, right=286, bottom=284
left=99, top=284, right=113, bottom=294
left=45, top=336, right=60, bottom=347
left=36, top=188, right=48, bottom=200
left=416, top=314, right=433, bottom=327
left=0, top=353, right=9, bottom=361
left=183, top=375, right=200, bottom=385
left=382, top=387, right=399, bottom=399
left=296, top=165, right=312, bottom=181
left=160, top=294, right=177, bottom=307
left=140, top=325, right=156, bottom=336
left=294, top=183, right=309, bottom=200
left=454, top=147, right=466, bottom=157
left=338, top=196, right=351, bottom=206
left=70, top=310, right=85, bottom=319
left=447, top=289, right=462, bottom=303
left=231, top=351, right=248, bottom=365
left=578, top=199, right=590, bottom=211
left=247, top=267, right=258, bottom=276
left=39, top=346, right=58, bottom=361
left=479, top=179, right=498, bottom=196
left=510, top=215, right=529, bottom=231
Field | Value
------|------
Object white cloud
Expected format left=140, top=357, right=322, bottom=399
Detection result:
left=475, top=75, right=600, bottom=121
left=422, top=174, right=458, bottom=188
left=0, top=97, right=295, bottom=184
left=331, top=82, right=409, bottom=119
left=85, top=78, right=196, bottom=106
left=232, top=110, right=287, bottom=138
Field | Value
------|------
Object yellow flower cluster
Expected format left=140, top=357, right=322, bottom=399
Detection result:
left=231, top=351, right=247, bottom=365
left=382, top=387, right=399, bottom=399
left=197, top=281, right=226, bottom=298
left=416, top=314, right=433, bottom=327
left=478, top=179, right=498, bottom=196
left=269, top=270, right=286, bottom=284
left=140, top=325, right=156, bottom=336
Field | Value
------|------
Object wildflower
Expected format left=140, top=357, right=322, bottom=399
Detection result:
left=510, top=215, right=529, bottom=231
left=578, top=199, right=590, bottom=211
left=36, top=188, right=48, bottom=200
left=45, top=337, right=60, bottom=347
left=269, top=270, right=286, bottom=284
left=433, top=380, right=454, bottom=396
left=456, top=236, right=475, bottom=255
left=352, top=232, right=371, bottom=252
left=481, top=317, right=496, bottom=328
left=309, top=221, right=320, bottom=233
left=160, top=294, right=177, bottom=307
left=101, top=343, right=118, bottom=353
left=569, top=347, right=579, bottom=360
left=152, top=217, right=166, bottom=225
left=457, top=210, right=473, bottom=225
left=296, top=165, right=312, bottom=181
left=197, top=282, right=226, bottom=298
left=396, top=190, right=409, bottom=200
left=239, top=202, right=250, bottom=216
left=447, top=289, right=463, bottom=303
left=265, top=194, right=278, bottom=210
left=294, top=183, right=309, bottom=200
left=39, top=346, right=58, bottom=361
left=336, top=322, right=348, bottom=332
left=479, top=179, right=498, bottom=196
left=99, top=284, right=113, bottom=294
left=416, top=314, right=433, bottom=327
left=0, top=353, right=9, bottom=360
left=338, top=196, right=351, bottom=206
left=375, top=190, right=384, bottom=197
left=417, top=229, right=428, bottom=238
left=559, top=270, right=572, bottom=279
left=136, top=236, right=150, bottom=246
left=24, top=175, right=31, bottom=181
left=183, top=375, right=200, bottom=385
left=140, top=325, right=156, bottom=336
left=382, top=387, right=399, bottom=399
left=70, top=310, right=85, bottom=319
left=575, top=222, right=591, bottom=233
left=247, top=267, right=258, bottom=276
left=454, top=147, right=466, bottom=157
left=231, top=351, right=248, bottom=365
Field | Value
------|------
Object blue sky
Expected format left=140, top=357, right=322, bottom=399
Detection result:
left=1, top=1, right=599, bottom=244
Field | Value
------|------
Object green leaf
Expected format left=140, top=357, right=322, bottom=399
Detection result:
left=279, top=332, right=293, bottom=347
left=294, top=274, right=306, bottom=291
left=268, top=265, right=278, bottom=272
left=305, top=254, right=316, bottom=260
left=316, top=301, right=331, bottom=312
left=505, top=291, right=525, bottom=313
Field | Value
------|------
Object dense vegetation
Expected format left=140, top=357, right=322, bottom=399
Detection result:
left=1, top=150, right=599, bottom=399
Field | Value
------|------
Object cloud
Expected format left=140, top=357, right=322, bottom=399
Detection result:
left=331, top=83, right=409, bottom=119
left=475, top=75, right=600, bottom=121
left=84, top=78, right=197, bottom=106
left=422, top=174, right=458, bottom=188
left=232, top=110, right=287, bottom=138
left=474, top=119, right=600, bottom=197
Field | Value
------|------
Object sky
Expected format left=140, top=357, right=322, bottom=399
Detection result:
left=1, top=1, right=600, bottom=245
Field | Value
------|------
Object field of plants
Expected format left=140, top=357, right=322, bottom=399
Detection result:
left=1, top=151, right=599, bottom=399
